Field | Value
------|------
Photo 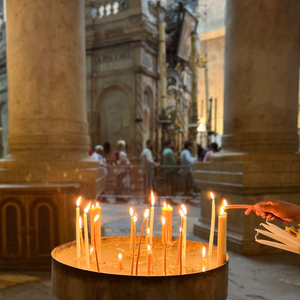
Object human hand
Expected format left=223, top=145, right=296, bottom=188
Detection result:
left=245, top=200, right=300, bottom=223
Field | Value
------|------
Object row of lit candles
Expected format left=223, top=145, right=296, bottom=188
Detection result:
left=75, top=191, right=233, bottom=275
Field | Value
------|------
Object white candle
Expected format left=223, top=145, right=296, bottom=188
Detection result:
left=181, top=204, right=187, bottom=269
left=162, top=216, right=166, bottom=275
left=95, top=202, right=101, bottom=263
left=129, top=207, right=134, bottom=252
left=209, top=192, right=215, bottom=256
left=150, top=191, right=155, bottom=245
left=84, top=202, right=91, bottom=270
left=217, top=200, right=227, bottom=266
left=76, top=196, right=81, bottom=259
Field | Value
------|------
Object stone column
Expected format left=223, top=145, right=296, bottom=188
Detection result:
left=194, top=0, right=300, bottom=255
left=0, top=0, right=105, bottom=199
left=6, top=0, right=89, bottom=160
left=222, top=0, right=300, bottom=154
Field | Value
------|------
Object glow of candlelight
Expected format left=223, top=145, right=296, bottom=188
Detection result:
left=220, top=200, right=227, bottom=216
left=76, top=197, right=81, bottom=207
left=164, top=202, right=167, bottom=209
left=162, top=216, right=165, bottom=226
left=144, top=209, right=150, bottom=219
left=151, top=191, right=155, bottom=206
left=181, top=204, right=187, bottom=216
left=147, top=228, right=150, bottom=235
left=94, top=214, right=99, bottom=222
left=84, top=202, right=91, bottom=214
left=130, top=207, right=133, bottom=217
left=147, top=245, right=151, bottom=252
left=96, top=202, right=99, bottom=207
left=133, top=215, right=137, bottom=223
left=202, top=247, right=206, bottom=259
left=118, top=253, right=122, bottom=261
left=202, top=266, right=206, bottom=272
left=167, top=204, right=171, bottom=209
left=90, top=247, right=93, bottom=254
left=210, top=192, right=215, bottom=201
left=179, top=209, right=184, bottom=218
left=79, top=217, right=82, bottom=229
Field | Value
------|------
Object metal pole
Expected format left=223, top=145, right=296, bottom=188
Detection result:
left=190, top=31, right=198, bottom=157
left=214, top=97, right=217, bottom=136
left=158, top=3, right=167, bottom=118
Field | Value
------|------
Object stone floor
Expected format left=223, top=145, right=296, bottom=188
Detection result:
left=0, top=197, right=299, bottom=300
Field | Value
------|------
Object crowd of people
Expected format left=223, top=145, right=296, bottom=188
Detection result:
left=89, top=138, right=220, bottom=201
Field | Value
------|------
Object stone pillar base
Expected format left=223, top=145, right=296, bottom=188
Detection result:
left=194, top=153, right=300, bottom=255
left=0, top=157, right=105, bottom=199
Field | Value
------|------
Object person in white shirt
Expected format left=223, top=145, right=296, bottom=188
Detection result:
left=94, top=145, right=108, bottom=177
left=140, top=140, right=159, bottom=203
left=180, top=141, right=197, bottom=197
left=114, top=140, right=130, bottom=202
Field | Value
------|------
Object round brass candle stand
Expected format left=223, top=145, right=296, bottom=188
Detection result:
left=52, top=237, right=228, bottom=300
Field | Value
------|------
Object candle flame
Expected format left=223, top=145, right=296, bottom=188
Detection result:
left=92, top=205, right=95, bottom=209
left=94, top=214, right=99, bottom=222
left=129, top=207, right=133, bottom=217
left=210, top=192, right=215, bottom=200
left=162, top=216, right=165, bottom=226
left=84, top=202, right=91, bottom=214
left=118, top=253, right=122, bottom=261
left=181, top=204, right=187, bottom=216
left=202, top=266, right=206, bottom=272
left=90, top=247, right=93, bottom=254
left=167, top=204, right=171, bottom=209
left=202, top=247, right=206, bottom=259
left=164, top=202, right=167, bottom=209
left=144, top=209, right=150, bottom=219
left=179, top=209, right=184, bottom=218
left=76, top=196, right=81, bottom=207
left=96, top=202, right=99, bottom=207
left=180, top=227, right=182, bottom=233
left=79, top=217, right=82, bottom=229
left=220, top=199, right=227, bottom=216
left=147, top=228, right=150, bottom=235
left=133, top=215, right=137, bottom=223
left=147, top=245, right=151, bottom=252
left=151, top=191, right=155, bottom=206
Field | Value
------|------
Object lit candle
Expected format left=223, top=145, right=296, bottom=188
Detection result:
left=84, top=202, right=91, bottom=270
left=136, top=209, right=149, bottom=275
left=167, top=204, right=173, bottom=243
left=90, top=205, right=95, bottom=247
left=177, top=209, right=184, bottom=265
left=93, top=215, right=100, bottom=272
left=179, top=227, right=183, bottom=275
left=217, top=200, right=227, bottom=266
left=79, top=217, right=85, bottom=256
left=162, top=216, right=167, bottom=275
left=130, top=215, right=137, bottom=275
left=147, top=245, right=153, bottom=276
left=95, top=202, right=101, bottom=263
left=181, top=204, right=187, bottom=268
left=150, top=191, right=155, bottom=244
left=162, top=202, right=167, bottom=244
left=89, top=247, right=93, bottom=263
left=208, top=192, right=215, bottom=256
left=76, top=197, right=81, bottom=259
left=129, top=207, right=134, bottom=252
left=118, top=253, right=123, bottom=271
